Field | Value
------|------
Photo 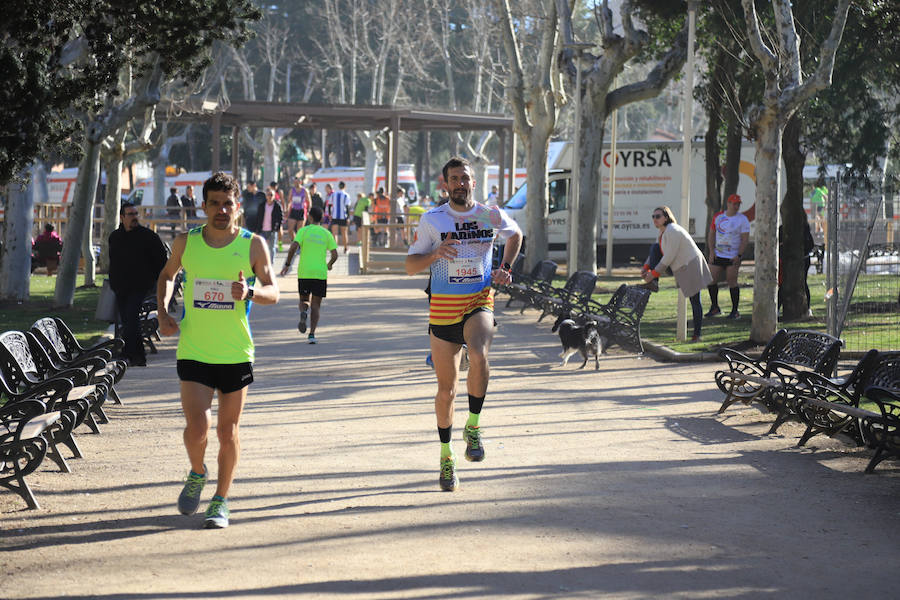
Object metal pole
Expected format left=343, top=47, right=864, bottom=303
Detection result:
left=497, top=128, right=506, bottom=204
left=605, top=95, right=618, bottom=276
left=677, top=4, right=696, bottom=341
left=568, top=51, right=582, bottom=274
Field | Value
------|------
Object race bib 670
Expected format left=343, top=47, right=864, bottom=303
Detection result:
left=193, top=278, right=234, bottom=310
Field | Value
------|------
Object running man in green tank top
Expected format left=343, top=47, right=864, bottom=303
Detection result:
left=157, top=172, right=280, bottom=529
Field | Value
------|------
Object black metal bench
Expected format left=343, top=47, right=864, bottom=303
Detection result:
left=793, top=350, right=900, bottom=472
left=0, top=330, right=108, bottom=435
left=0, top=399, right=62, bottom=509
left=29, top=317, right=128, bottom=404
left=581, top=284, right=653, bottom=354
left=713, top=329, right=843, bottom=426
left=504, top=259, right=558, bottom=314
left=534, top=270, right=598, bottom=323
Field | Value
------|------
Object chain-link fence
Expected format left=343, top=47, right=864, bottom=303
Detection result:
left=825, top=173, right=899, bottom=353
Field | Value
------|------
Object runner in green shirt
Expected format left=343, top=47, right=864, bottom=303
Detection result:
left=280, top=206, right=338, bottom=343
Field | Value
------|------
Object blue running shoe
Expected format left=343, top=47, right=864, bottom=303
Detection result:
left=177, top=465, right=207, bottom=515
left=463, top=425, right=485, bottom=462
left=204, top=495, right=230, bottom=529
left=308, top=334, right=317, bottom=344
left=425, top=353, right=433, bottom=368
left=439, top=456, right=459, bottom=491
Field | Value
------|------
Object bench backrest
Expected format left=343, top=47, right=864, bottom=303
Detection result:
left=615, top=286, right=652, bottom=321
left=0, top=331, right=39, bottom=378
left=31, top=318, right=68, bottom=360
left=765, top=329, right=842, bottom=374
left=531, top=260, right=558, bottom=283
left=853, top=350, right=900, bottom=398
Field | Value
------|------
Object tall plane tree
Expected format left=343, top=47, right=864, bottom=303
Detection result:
left=495, top=0, right=562, bottom=271
left=51, top=1, right=258, bottom=308
left=739, top=0, right=850, bottom=342
left=557, top=0, right=689, bottom=272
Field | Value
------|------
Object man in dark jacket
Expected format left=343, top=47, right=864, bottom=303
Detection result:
left=108, top=203, right=168, bottom=366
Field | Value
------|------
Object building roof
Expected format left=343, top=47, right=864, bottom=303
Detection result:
left=163, top=100, right=513, bottom=132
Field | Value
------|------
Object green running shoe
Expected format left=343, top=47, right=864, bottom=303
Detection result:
left=204, top=496, right=230, bottom=529
left=177, top=465, right=207, bottom=515
left=439, top=456, right=459, bottom=491
left=463, top=425, right=485, bottom=462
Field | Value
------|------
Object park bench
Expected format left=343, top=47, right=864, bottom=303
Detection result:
left=0, top=330, right=108, bottom=435
left=29, top=317, right=127, bottom=404
left=504, top=259, right=558, bottom=313
left=792, top=350, right=900, bottom=473
left=713, top=329, right=843, bottom=429
left=0, top=399, right=62, bottom=509
left=534, top=270, right=598, bottom=323
left=580, top=284, right=653, bottom=354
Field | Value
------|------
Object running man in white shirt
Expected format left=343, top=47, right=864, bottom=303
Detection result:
left=405, top=157, right=522, bottom=491
left=706, top=194, right=750, bottom=319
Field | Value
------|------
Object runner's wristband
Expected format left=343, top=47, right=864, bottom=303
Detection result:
left=501, top=262, right=511, bottom=272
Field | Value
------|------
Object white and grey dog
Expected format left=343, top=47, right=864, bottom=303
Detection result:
left=551, top=312, right=608, bottom=370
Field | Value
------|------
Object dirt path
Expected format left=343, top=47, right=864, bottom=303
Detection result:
left=2, top=271, right=898, bottom=599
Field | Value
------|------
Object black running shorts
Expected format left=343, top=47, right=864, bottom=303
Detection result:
left=298, top=278, right=327, bottom=298
left=713, top=255, right=738, bottom=268
left=177, top=360, right=253, bottom=393
left=332, top=218, right=348, bottom=227
left=429, top=307, right=492, bottom=346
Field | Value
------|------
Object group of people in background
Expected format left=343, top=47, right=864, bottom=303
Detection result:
left=640, top=193, right=750, bottom=342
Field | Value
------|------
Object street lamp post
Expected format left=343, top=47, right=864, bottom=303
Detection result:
left=564, top=42, right=595, bottom=274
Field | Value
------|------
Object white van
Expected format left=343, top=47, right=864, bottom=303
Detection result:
left=126, top=171, right=214, bottom=209
left=310, top=165, right=419, bottom=204
left=502, top=140, right=759, bottom=260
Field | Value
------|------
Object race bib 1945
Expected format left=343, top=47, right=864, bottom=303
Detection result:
left=448, top=257, right=484, bottom=284
left=192, top=278, right=234, bottom=310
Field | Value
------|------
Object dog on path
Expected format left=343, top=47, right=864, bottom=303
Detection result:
left=551, top=312, right=606, bottom=370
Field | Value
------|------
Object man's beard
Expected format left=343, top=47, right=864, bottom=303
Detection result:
left=449, top=190, right=469, bottom=207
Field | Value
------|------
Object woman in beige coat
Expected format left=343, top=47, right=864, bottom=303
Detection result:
left=640, top=206, right=713, bottom=341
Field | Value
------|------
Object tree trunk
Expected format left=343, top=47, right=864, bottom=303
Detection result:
left=749, top=109, right=781, bottom=343
left=262, top=128, right=279, bottom=186
left=780, top=112, right=809, bottom=321
left=576, top=98, right=608, bottom=273
left=55, top=132, right=102, bottom=307
left=723, top=114, right=742, bottom=198
left=470, top=157, right=489, bottom=204
left=81, top=185, right=97, bottom=287
left=704, top=108, right=722, bottom=236
left=523, top=132, right=550, bottom=272
left=0, top=167, right=36, bottom=302
left=100, top=134, right=126, bottom=273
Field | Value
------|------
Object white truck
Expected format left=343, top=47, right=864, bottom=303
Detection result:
left=502, top=140, right=759, bottom=260
left=310, top=165, right=419, bottom=203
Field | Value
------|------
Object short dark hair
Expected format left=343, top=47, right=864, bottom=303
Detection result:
left=44, top=223, right=54, bottom=233
left=203, top=172, right=240, bottom=203
left=442, top=156, right=471, bottom=182
left=338, top=181, right=345, bottom=189
left=170, top=187, right=177, bottom=194
left=308, top=206, right=324, bottom=223
left=120, top=202, right=136, bottom=215
left=247, top=180, right=256, bottom=187
left=269, top=181, right=277, bottom=187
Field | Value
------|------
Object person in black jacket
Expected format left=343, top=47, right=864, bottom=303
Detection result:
left=108, top=203, right=168, bottom=366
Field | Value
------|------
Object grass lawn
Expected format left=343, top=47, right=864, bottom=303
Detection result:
left=0, top=274, right=111, bottom=346
left=585, top=271, right=897, bottom=354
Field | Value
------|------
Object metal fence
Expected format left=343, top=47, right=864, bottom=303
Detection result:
left=825, top=173, right=900, bottom=353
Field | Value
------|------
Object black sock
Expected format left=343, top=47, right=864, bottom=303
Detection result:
left=730, top=287, right=740, bottom=312
left=708, top=284, right=719, bottom=309
left=438, top=426, right=452, bottom=444
left=468, top=394, right=485, bottom=415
